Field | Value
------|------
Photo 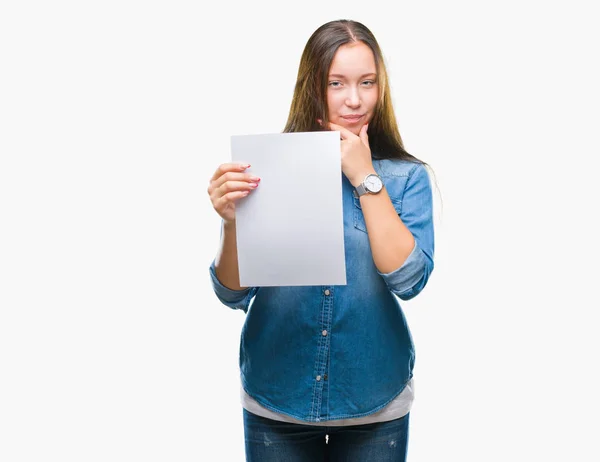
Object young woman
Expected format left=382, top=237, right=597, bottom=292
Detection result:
left=207, top=19, right=435, bottom=461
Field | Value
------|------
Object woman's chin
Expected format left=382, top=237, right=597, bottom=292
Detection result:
left=336, top=123, right=357, bottom=135
left=340, top=122, right=364, bottom=136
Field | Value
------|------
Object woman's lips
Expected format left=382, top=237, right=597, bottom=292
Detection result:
left=340, top=115, right=363, bottom=124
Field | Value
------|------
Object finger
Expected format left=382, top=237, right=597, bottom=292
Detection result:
left=209, top=171, right=260, bottom=192
left=213, top=189, right=251, bottom=211
left=359, top=123, right=369, bottom=146
left=328, top=122, right=355, bottom=141
left=210, top=162, right=250, bottom=182
left=214, top=180, right=259, bottom=198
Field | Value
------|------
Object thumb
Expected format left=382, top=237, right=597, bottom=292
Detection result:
left=359, top=123, right=369, bottom=146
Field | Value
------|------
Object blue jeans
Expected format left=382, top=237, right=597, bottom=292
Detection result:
left=243, top=409, right=410, bottom=461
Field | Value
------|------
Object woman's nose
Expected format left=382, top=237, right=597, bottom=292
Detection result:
left=345, top=88, right=361, bottom=107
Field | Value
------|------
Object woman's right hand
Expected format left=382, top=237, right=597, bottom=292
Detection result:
left=207, top=163, right=260, bottom=223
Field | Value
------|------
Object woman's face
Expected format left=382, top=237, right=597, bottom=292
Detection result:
left=326, top=41, right=379, bottom=136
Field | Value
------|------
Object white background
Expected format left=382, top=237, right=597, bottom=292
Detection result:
left=1, top=1, right=598, bottom=461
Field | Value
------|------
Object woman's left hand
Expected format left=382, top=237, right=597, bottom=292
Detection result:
left=320, top=120, right=375, bottom=187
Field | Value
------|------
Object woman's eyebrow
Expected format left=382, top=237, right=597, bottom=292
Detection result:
left=328, top=72, right=377, bottom=78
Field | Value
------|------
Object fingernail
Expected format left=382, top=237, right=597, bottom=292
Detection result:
left=241, top=163, right=251, bottom=169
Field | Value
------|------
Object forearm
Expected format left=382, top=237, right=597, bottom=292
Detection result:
left=360, top=189, right=415, bottom=274
left=214, top=220, right=247, bottom=291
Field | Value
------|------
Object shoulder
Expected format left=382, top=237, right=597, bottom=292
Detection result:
left=373, top=158, right=424, bottom=179
left=373, top=159, right=430, bottom=188
left=373, top=159, right=431, bottom=203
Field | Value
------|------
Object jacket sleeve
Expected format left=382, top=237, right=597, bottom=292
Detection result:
left=209, top=259, right=258, bottom=313
left=377, top=163, right=435, bottom=300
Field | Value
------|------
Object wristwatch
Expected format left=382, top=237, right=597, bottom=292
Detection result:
left=353, top=173, right=384, bottom=197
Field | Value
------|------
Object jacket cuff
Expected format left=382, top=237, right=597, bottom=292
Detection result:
left=209, top=259, right=254, bottom=311
left=376, top=241, right=427, bottom=297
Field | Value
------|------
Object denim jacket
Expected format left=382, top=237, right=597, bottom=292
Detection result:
left=209, top=159, right=435, bottom=423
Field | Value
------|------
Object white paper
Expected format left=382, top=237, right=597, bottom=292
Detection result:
left=231, top=131, right=347, bottom=287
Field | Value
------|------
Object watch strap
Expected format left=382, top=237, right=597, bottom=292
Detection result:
left=354, top=183, right=368, bottom=198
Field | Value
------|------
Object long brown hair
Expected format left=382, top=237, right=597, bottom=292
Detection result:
left=283, top=19, right=424, bottom=165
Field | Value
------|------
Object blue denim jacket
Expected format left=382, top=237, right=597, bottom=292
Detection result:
left=209, top=159, right=434, bottom=423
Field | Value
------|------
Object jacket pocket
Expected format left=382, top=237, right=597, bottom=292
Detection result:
left=353, top=196, right=403, bottom=233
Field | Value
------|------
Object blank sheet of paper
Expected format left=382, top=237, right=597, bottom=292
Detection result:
left=231, top=131, right=347, bottom=287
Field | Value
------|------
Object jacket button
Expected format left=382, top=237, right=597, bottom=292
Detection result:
left=316, top=375, right=321, bottom=381
left=322, top=330, right=328, bottom=336
left=324, top=289, right=331, bottom=296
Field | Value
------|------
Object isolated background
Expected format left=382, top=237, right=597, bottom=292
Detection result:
left=1, top=0, right=599, bottom=461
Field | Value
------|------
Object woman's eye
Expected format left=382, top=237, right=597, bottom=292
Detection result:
left=328, top=80, right=376, bottom=87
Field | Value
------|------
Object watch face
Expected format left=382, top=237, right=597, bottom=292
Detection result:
left=364, top=174, right=383, bottom=193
